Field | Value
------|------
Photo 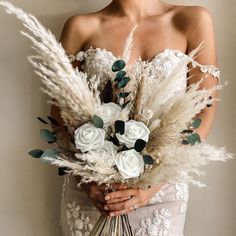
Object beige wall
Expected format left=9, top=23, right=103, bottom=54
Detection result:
left=0, top=0, right=235, bottom=235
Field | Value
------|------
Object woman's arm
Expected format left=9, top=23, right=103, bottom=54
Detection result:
left=185, top=6, right=220, bottom=141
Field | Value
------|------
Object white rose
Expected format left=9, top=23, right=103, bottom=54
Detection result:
left=74, top=141, right=118, bottom=168
left=116, top=149, right=144, bottom=179
left=96, top=141, right=118, bottom=158
left=96, top=102, right=121, bottom=126
left=74, top=123, right=105, bottom=153
left=116, top=120, right=150, bottom=148
left=95, top=141, right=118, bottom=166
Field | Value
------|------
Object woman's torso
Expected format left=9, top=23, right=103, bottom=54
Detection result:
left=64, top=2, right=198, bottom=65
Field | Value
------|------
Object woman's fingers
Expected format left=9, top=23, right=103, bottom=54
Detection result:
left=104, top=196, right=141, bottom=212
left=105, top=196, right=131, bottom=204
left=105, top=188, right=139, bottom=201
left=109, top=206, right=138, bottom=217
left=83, top=182, right=131, bottom=206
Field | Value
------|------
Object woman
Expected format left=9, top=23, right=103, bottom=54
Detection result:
left=52, top=0, right=220, bottom=235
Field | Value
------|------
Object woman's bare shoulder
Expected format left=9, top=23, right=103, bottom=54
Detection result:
left=60, top=12, right=102, bottom=53
left=172, top=5, right=216, bottom=60
left=173, top=5, right=214, bottom=31
left=169, top=4, right=215, bottom=47
left=62, top=12, right=101, bottom=38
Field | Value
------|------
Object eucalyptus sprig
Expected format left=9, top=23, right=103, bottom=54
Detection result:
left=182, top=118, right=202, bottom=145
left=111, top=59, right=131, bottom=108
left=28, top=116, right=69, bottom=176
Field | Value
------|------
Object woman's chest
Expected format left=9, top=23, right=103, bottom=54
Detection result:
left=82, top=19, right=187, bottom=64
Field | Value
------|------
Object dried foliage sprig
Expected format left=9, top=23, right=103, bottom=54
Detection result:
left=0, top=0, right=100, bottom=127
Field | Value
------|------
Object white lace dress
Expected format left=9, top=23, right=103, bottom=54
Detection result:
left=59, top=31, right=220, bottom=236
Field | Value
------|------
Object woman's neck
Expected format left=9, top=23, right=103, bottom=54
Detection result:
left=109, top=0, right=164, bottom=23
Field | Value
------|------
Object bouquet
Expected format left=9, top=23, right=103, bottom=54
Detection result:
left=0, top=1, right=233, bottom=235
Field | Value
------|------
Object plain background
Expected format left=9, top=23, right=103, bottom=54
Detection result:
left=0, top=0, right=235, bottom=235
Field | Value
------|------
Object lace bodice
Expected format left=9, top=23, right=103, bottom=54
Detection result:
left=67, top=24, right=220, bottom=102
left=68, top=46, right=221, bottom=103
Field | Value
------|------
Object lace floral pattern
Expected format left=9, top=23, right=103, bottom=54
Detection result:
left=144, top=49, right=188, bottom=80
left=190, top=59, right=221, bottom=80
left=69, top=47, right=221, bottom=80
left=135, top=208, right=173, bottom=236
left=66, top=200, right=93, bottom=236
left=149, top=181, right=189, bottom=214
left=82, top=47, right=116, bottom=92
left=68, top=47, right=220, bottom=107
left=174, top=182, right=189, bottom=214
left=149, top=190, right=165, bottom=204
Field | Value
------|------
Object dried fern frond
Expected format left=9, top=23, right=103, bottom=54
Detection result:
left=147, top=79, right=222, bottom=154
left=122, top=24, right=138, bottom=63
left=136, top=143, right=233, bottom=188
left=0, top=0, right=100, bottom=127
left=51, top=154, right=121, bottom=186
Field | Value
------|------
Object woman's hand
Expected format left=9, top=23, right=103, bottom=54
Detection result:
left=104, top=184, right=166, bottom=217
left=81, top=182, right=130, bottom=216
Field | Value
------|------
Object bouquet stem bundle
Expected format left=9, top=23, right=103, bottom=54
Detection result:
left=90, top=215, right=133, bottom=236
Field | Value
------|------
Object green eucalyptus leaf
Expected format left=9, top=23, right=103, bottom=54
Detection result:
left=186, top=132, right=201, bottom=145
left=134, top=139, right=146, bottom=152
left=41, top=149, right=59, bottom=163
left=115, top=120, right=125, bottom=135
left=112, top=60, right=126, bottom=72
left=143, top=155, right=154, bottom=165
left=92, top=115, right=104, bottom=128
left=114, top=70, right=126, bottom=82
left=117, top=77, right=130, bottom=88
left=118, top=92, right=131, bottom=98
left=40, top=129, right=57, bottom=143
left=28, top=149, right=44, bottom=158
left=192, top=118, right=201, bottom=129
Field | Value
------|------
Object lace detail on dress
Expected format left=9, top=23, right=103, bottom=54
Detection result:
left=66, top=200, right=93, bottom=236
left=69, top=47, right=117, bottom=92
left=174, top=182, right=189, bottom=214
left=149, top=190, right=165, bottom=204
left=60, top=175, right=70, bottom=226
left=143, top=49, right=188, bottom=80
left=135, top=208, right=173, bottom=236
left=149, top=181, right=189, bottom=214
left=68, top=51, right=85, bottom=63
left=67, top=47, right=221, bottom=101
left=189, top=58, right=221, bottom=80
